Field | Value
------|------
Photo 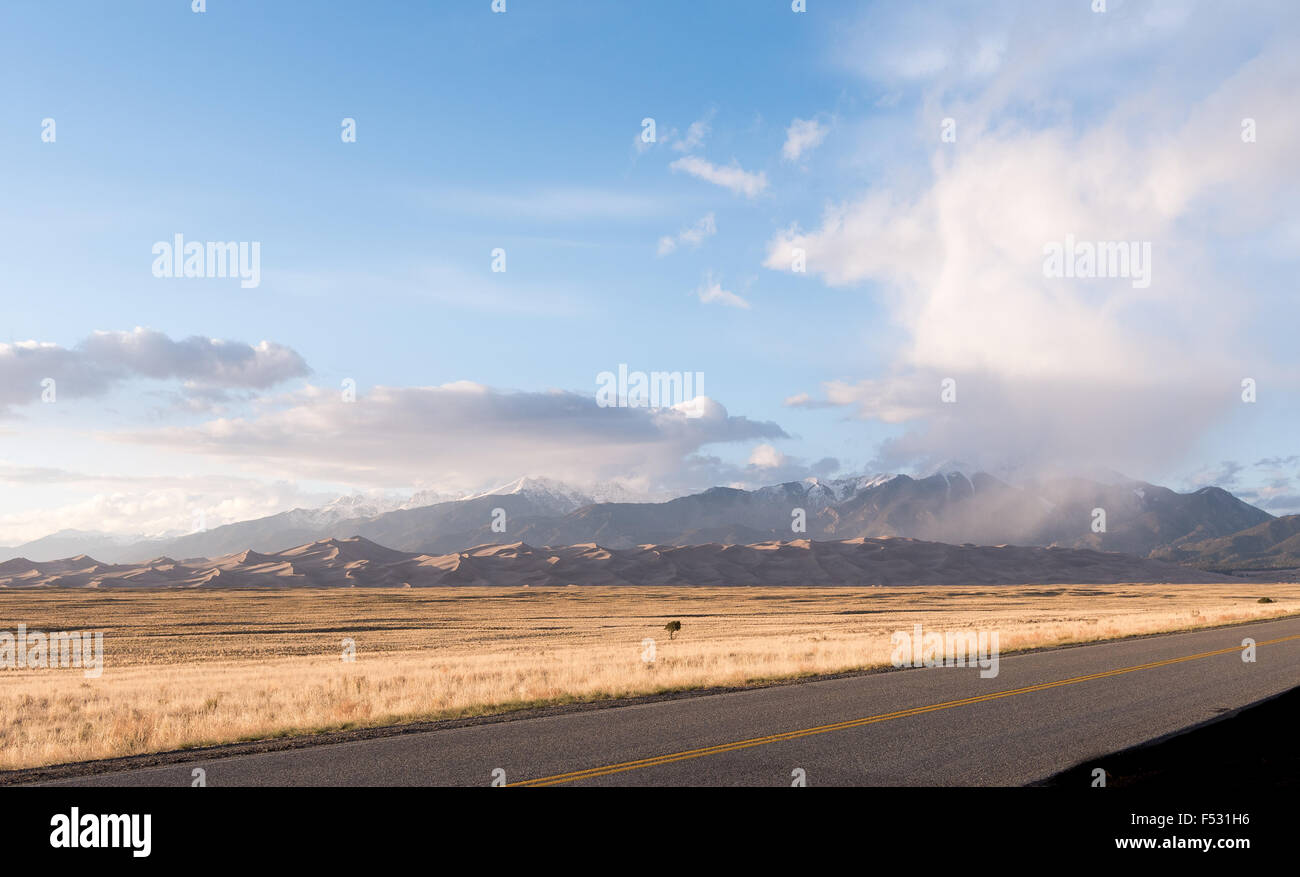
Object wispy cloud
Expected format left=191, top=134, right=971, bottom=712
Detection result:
left=671, top=111, right=715, bottom=153
left=669, top=156, right=768, bottom=198
left=657, top=212, right=717, bottom=256
left=782, top=117, right=828, bottom=161
left=695, top=273, right=750, bottom=309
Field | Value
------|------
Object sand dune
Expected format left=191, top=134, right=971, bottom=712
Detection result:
left=0, top=535, right=1234, bottom=588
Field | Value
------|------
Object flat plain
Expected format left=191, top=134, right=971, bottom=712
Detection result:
left=2, top=584, right=1298, bottom=770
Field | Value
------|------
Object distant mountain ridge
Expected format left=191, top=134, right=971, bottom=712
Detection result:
left=0, top=471, right=1273, bottom=565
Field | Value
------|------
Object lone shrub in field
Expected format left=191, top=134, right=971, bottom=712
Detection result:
left=664, top=620, right=682, bottom=640
left=1258, top=597, right=1274, bottom=604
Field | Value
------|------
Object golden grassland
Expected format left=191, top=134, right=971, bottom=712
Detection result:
left=1, top=583, right=1298, bottom=770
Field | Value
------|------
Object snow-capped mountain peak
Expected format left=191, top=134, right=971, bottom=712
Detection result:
left=458, top=476, right=601, bottom=516
left=310, top=492, right=409, bottom=523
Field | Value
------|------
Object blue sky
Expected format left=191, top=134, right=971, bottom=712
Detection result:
left=1, top=0, right=1297, bottom=542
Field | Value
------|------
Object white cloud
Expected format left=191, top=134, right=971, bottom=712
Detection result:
left=782, top=117, right=828, bottom=161
left=695, top=274, right=750, bottom=309
left=115, top=382, right=786, bottom=492
left=670, top=156, right=768, bottom=198
left=671, top=113, right=714, bottom=153
left=767, top=49, right=1298, bottom=383
left=748, top=443, right=787, bottom=468
left=682, top=450, right=840, bottom=490
left=0, top=328, right=309, bottom=414
left=657, top=212, right=717, bottom=255
left=782, top=392, right=839, bottom=410
left=765, top=27, right=1300, bottom=477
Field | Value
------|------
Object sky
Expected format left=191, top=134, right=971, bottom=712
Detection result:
left=0, top=0, right=1297, bottom=544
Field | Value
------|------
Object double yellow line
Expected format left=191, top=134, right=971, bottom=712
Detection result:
left=509, top=632, right=1300, bottom=786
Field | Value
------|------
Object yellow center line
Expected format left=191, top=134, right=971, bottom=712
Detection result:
left=508, top=632, right=1300, bottom=786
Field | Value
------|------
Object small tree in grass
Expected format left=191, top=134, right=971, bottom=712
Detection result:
left=664, top=620, right=682, bottom=640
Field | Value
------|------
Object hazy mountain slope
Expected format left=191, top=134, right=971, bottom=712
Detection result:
left=1025, top=482, right=1273, bottom=556
left=0, top=530, right=148, bottom=564
left=1152, top=514, right=1300, bottom=571
left=819, top=472, right=1048, bottom=543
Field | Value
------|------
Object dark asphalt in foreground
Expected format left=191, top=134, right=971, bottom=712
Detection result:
left=38, top=616, right=1300, bottom=787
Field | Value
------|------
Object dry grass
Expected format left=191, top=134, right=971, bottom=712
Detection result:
left=1, top=584, right=1298, bottom=770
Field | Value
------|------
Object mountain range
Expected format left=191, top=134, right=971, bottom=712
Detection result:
left=3, top=471, right=1294, bottom=575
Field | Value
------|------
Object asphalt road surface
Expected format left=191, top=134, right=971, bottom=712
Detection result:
left=39, top=616, right=1300, bottom=787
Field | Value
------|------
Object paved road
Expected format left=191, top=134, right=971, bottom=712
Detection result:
left=40, top=617, right=1300, bottom=787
